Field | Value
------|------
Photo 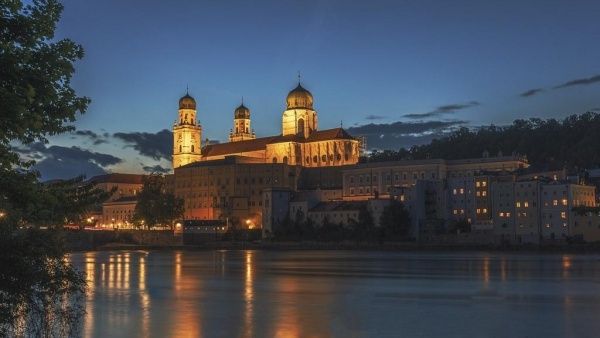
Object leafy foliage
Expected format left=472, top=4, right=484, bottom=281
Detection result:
left=0, top=0, right=90, bottom=170
left=132, top=173, right=185, bottom=229
left=0, top=1, right=99, bottom=336
left=369, top=113, right=600, bottom=169
left=379, top=198, right=412, bottom=240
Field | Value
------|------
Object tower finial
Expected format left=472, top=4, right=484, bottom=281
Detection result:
left=186, top=84, right=189, bottom=95
left=241, top=95, right=244, bottom=105
left=341, top=120, right=343, bottom=128
left=297, top=70, right=301, bottom=84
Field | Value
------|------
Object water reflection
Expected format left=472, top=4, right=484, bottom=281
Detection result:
left=69, top=251, right=600, bottom=338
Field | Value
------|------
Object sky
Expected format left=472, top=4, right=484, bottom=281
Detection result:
left=16, top=0, right=600, bottom=181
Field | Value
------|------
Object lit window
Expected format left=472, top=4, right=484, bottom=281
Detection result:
left=516, top=202, right=521, bottom=208
left=453, top=209, right=458, bottom=215
left=483, top=208, right=487, bottom=213
left=482, top=182, right=487, bottom=187
left=524, top=202, right=529, bottom=207
left=476, top=182, right=480, bottom=187
left=460, top=188, right=464, bottom=194
left=561, top=212, right=566, bottom=219
left=499, top=212, right=504, bottom=217
left=460, top=209, right=465, bottom=214
left=476, top=208, right=481, bottom=214
left=453, top=189, right=457, bottom=195
left=562, top=199, right=568, bottom=206
left=553, top=200, right=558, bottom=206
left=476, top=191, right=481, bottom=197
left=482, top=191, right=487, bottom=197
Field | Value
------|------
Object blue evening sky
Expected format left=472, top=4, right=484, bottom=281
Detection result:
left=22, top=0, right=600, bottom=180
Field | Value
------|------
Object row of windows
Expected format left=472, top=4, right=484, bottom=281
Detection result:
left=349, top=172, right=436, bottom=184
left=543, top=199, right=569, bottom=207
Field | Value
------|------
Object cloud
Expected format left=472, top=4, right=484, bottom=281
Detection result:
left=553, top=74, right=600, bottom=89
left=113, top=129, right=172, bottom=161
left=403, top=101, right=479, bottom=119
left=16, top=142, right=123, bottom=181
left=142, top=164, right=170, bottom=174
left=519, top=88, right=544, bottom=97
left=366, top=114, right=386, bottom=120
left=347, top=120, right=467, bottom=150
left=71, top=129, right=109, bottom=145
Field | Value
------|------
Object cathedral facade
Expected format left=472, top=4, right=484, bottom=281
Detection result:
left=172, top=81, right=360, bottom=169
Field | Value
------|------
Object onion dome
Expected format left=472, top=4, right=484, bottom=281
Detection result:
left=179, top=93, right=196, bottom=110
left=286, top=83, right=313, bottom=109
left=234, top=103, right=250, bottom=119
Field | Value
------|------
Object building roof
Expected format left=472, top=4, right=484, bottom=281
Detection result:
left=309, top=200, right=366, bottom=212
left=201, top=136, right=278, bottom=158
left=269, top=127, right=356, bottom=144
left=88, top=173, right=144, bottom=184
left=201, top=127, right=355, bottom=159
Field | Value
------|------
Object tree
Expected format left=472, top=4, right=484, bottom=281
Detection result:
left=132, top=173, right=185, bottom=229
left=0, top=1, right=100, bottom=336
left=379, top=198, right=412, bottom=241
left=349, top=204, right=375, bottom=244
left=452, top=218, right=472, bottom=234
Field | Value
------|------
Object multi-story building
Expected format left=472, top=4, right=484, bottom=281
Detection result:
left=172, top=156, right=300, bottom=227
left=89, top=173, right=143, bottom=227
left=540, top=180, right=596, bottom=241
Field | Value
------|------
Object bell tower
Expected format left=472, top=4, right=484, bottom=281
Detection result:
left=282, top=78, right=317, bottom=138
left=173, top=90, right=202, bottom=168
left=229, top=99, right=256, bottom=142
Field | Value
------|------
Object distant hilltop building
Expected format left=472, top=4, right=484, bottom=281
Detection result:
left=172, top=80, right=360, bottom=169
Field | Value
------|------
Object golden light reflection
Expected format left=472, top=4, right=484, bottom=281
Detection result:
left=482, top=255, right=490, bottom=284
left=175, top=251, right=182, bottom=291
left=169, top=251, right=203, bottom=338
left=139, top=254, right=149, bottom=338
left=243, top=251, right=255, bottom=338
left=84, top=253, right=95, bottom=338
left=562, top=255, right=571, bottom=278
left=86, top=252, right=149, bottom=335
left=273, top=275, right=301, bottom=338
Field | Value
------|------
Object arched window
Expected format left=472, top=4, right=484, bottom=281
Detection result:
left=283, top=156, right=288, bottom=164
left=272, top=157, right=278, bottom=163
left=179, top=145, right=182, bottom=152
left=297, top=118, right=305, bottom=135
left=321, top=155, right=327, bottom=162
left=191, top=145, right=195, bottom=152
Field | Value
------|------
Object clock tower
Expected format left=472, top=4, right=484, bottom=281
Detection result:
left=173, top=91, right=202, bottom=168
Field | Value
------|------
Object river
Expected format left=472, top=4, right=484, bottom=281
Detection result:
left=69, top=250, right=600, bottom=338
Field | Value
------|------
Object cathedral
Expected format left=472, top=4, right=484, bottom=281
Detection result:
left=172, top=81, right=361, bottom=169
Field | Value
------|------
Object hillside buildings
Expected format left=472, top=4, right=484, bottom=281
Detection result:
left=93, top=80, right=600, bottom=245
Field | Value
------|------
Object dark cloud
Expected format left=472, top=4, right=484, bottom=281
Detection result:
left=403, top=101, right=480, bottom=119
left=519, top=88, right=544, bottom=97
left=16, top=142, right=122, bottom=180
left=553, top=74, right=600, bottom=89
left=366, top=114, right=386, bottom=120
left=70, top=130, right=109, bottom=145
left=142, top=164, right=170, bottom=174
left=113, top=129, right=172, bottom=161
left=347, top=120, right=467, bottom=150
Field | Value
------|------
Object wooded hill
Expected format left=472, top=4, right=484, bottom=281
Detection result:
left=369, top=112, right=600, bottom=169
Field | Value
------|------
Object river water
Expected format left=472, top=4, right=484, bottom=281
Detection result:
left=69, top=250, right=600, bottom=338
